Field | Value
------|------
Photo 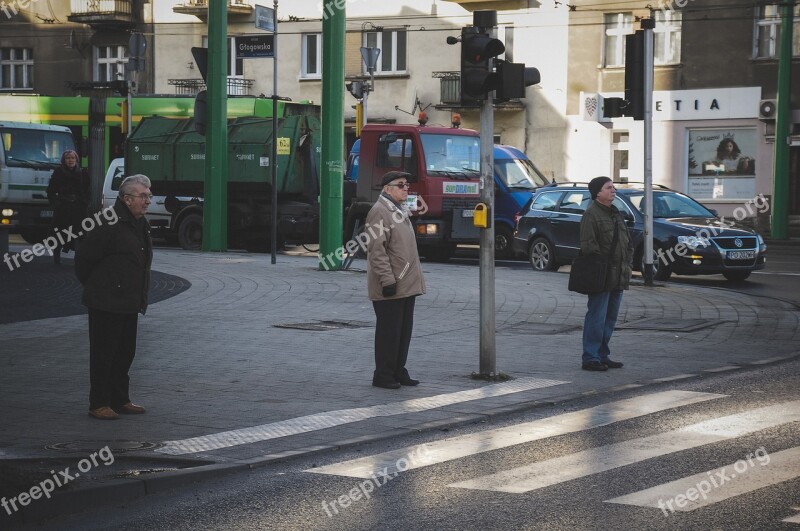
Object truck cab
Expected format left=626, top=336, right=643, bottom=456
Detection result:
left=0, top=122, right=76, bottom=243
left=354, top=123, right=482, bottom=261
left=349, top=127, right=548, bottom=259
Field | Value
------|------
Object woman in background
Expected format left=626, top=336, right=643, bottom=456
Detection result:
left=47, top=150, right=89, bottom=265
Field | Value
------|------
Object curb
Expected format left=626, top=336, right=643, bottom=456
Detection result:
left=7, top=352, right=798, bottom=527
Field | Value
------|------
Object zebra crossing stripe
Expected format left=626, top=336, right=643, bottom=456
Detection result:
left=448, top=400, right=800, bottom=493
left=784, top=509, right=800, bottom=524
left=156, top=377, right=567, bottom=455
left=605, top=446, right=800, bottom=513
left=305, top=390, right=725, bottom=478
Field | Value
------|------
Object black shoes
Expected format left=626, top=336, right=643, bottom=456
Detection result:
left=581, top=361, right=608, bottom=371
left=602, top=359, right=624, bottom=369
left=399, top=378, right=420, bottom=386
left=373, top=380, right=401, bottom=389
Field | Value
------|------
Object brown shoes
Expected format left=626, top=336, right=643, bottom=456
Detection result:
left=89, top=407, right=120, bottom=420
left=115, top=402, right=146, bottom=414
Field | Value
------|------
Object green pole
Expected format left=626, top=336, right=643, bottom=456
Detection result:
left=771, top=0, right=795, bottom=240
left=203, top=0, right=228, bottom=251
left=319, top=0, right=345, bottom=270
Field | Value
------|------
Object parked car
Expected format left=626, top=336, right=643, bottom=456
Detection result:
left=512, top=182, right=767, bottom=281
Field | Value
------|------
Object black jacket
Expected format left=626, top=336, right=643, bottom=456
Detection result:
left=46, top=166, right=89, bottom=230
left=75, top=198, right=152, bottom=314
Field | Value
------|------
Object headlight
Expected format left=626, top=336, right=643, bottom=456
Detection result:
left=678, top=235, right=710, bottom=248
left=1, top=208, right=14, bottom=217
left=757, top=234, right=765, bottom=245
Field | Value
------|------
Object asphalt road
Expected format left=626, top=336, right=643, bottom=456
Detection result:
left=39, top=358, right=800, bottom=531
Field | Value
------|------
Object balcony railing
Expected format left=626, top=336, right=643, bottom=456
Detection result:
left=68, top=0, right=134, bottom=25
left=168, top=78, right=254, bottom=96
left=173, top=0, right=253, bottom=18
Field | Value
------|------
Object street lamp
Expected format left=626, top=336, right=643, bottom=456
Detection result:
left=359, top=46, right=380, bottom=132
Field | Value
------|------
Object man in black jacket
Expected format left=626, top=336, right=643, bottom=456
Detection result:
left=75, top=175, right=153, bottom=420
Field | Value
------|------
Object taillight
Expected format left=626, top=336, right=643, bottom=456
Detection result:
left=513, top=210, right=522, bottom=226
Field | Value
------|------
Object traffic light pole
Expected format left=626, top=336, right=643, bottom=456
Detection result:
left=642, top=18, right=655, bottom=286
left=479, top=90, right=496, bottom=376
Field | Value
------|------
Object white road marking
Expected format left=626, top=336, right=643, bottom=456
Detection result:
left=305, top=390, right=725, bottom=478
left=606, top=446, right=800, bottom=512
left=784, top=508, right=800, bottom=524
left=155, top=377, right=568, bottom=455
left=449, top=400, right=800, bottom=493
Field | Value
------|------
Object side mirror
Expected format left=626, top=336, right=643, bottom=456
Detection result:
left=710, top=209, right=718, bottom=217
left=622, top=211, right=635, bottom=225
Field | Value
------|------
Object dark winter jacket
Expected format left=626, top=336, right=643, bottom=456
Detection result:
left=75, top=198, right=152, bottom=314
left=579, top=200, right=633, bottom=291
left=46, top=166, right=89, bottom=231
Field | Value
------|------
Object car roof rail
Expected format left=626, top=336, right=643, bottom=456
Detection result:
left=612, top=181, right=673, bottom=190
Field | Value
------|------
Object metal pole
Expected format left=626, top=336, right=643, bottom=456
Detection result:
left=271, top=0, right=278, bottom=264
left=643, top=19, right=654, bottom=285
left=126, top=81, right=133, bottom=137
left=362, top=83, right=369, bottom=132
left=319, top=0, right=345, bottom=270
left=203, top=0, right=227, bottom=251
left=771, top=0, right=795, bottom=239
left=479, top=72, right=496, bottom=376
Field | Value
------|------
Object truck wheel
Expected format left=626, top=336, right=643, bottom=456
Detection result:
left=177, top=214, right=203, bottom=250
left=495, top=225, right=515, bottom=260
left=20, top=229, right=48, bottom=245
left=424, top=245, right=456, bottom=262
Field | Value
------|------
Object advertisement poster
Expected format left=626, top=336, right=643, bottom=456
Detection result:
left=687, top=128, right=756, bottom=200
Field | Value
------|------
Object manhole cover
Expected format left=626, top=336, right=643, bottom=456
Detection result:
left=46, top=441, right=163, bottom=453
left=274, top=319, right=371, bottom=331
left=499, top=322, right=581, bottom=335
left=617, top=318, right=722, bottom=332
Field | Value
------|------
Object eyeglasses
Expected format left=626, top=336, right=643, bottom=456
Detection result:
left=389, top=182, right=411, bottom=189
left=126, top=193, right=153, bottom=201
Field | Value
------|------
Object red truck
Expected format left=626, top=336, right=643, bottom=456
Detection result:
left=346, top=123, right=483, bottom=261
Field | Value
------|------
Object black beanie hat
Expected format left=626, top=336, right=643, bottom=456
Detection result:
left=589, top=176, right=612, bottom=199
left=381, top=171, right=411, bottom=187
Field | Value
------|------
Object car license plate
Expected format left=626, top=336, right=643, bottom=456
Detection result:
left=462, top=209, right=474, bottom=218
left=727, top=250, right=754, bottom=260
left=40, top=210, right=53, bottom=218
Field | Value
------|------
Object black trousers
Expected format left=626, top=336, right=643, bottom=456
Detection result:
left=88, top=308, right=138, bottom=410
left=372, top=296, right=416, bottom=384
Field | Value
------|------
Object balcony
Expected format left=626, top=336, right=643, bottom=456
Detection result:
left=433, top=71, right=524, bottom=111
left=173, top=0, right=253, bottom=19
left=68, top=0, right=135, bottom=26
left=441, top=0, right=541, bottom=11
left=168, top=78, right=254, bottom=96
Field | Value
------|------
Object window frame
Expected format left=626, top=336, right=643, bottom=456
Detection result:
left=753, top=3, right=800, bottom=59
left=653, top=10, right=682, bottom=65
left=0, top=47, right=34, bottom=90
left=363, top=29, right=408, bottom=75
left=94, top=45, right=128, bottom=82
left=603, top=12, right=634, bottom=68
left=301, top=33, right=322, bottom=79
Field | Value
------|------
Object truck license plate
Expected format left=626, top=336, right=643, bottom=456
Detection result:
left=40, top=210, right=53, bottom=218
left=462, top=209, right=474, bottom=218
left=727, top=250, right=754, bottom=260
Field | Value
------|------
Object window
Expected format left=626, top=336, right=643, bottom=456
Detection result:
left=604, top=11, right=681, bottom=67
left=603, top=13, right=633, bottom=67
left=301, top=33, right=322, bottom=78
left=687, top=128, right=757, bottom=200
left=0, top=48, right=33, bottom=90
left=653, top=10, right=681, bottom=65
left=364, top=29, right=407, bottom=74
left=754, top=4, right=800, bottom=58
left=560, top=191, right=591, bottom=214
left=95, top=45, right=128, bottom=82
left=532, top=191, right=562, bottom=212
left=377, top=135, right=416, bottom=177
left=612, top=131, right=630, bottom=183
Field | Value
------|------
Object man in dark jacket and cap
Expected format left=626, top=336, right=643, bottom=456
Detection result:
left=75, top=175, right=153, bottom=420
left=579, top=176, right=632, bottom=371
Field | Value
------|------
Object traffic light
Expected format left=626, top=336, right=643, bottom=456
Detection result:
left=495, top=60, right=540, bottom=101
left=346, top=81, right=365, bottom=99
left=625, top=30, right=646, bottom=121
left=603, top=97, right=629, bottom=119
left=459, top=27, right=504, bottom=105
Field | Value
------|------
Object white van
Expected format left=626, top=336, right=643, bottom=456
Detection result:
left=103, top=158, right=185, bottom=233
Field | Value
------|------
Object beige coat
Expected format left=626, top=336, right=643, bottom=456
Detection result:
left=366, top=193, right=426, bottom=301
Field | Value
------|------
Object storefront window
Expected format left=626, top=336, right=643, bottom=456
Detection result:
left=687, top=128, right=757, bottom=200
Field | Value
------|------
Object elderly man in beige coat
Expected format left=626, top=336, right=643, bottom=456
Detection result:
left=366, top=171, right=426, bottom=389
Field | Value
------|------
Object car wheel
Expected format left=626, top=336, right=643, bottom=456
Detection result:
left=640, top=246, right=672, bottom=281
left=529, top=237, right=557, bottom=271
left=177, top=213, right=203, bottom=250
left=723, top=271, right=751, bottom=282
left=495, top=225, right=515, bottom=260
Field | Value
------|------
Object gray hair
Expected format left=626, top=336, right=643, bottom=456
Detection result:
left=119, top=174, right=152, bottom=197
